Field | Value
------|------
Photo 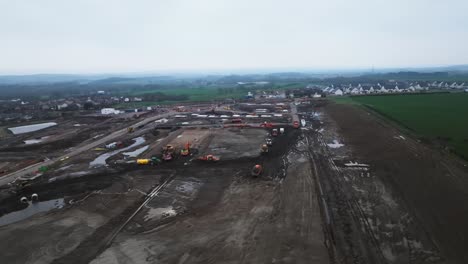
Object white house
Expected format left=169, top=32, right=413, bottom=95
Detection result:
left=334, top=89, right=344, bottom=96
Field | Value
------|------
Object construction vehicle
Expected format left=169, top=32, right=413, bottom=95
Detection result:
left=137, top=159, right=150, bottom=165
left=162, top=145, right=175, bottom=161
left=251, top=164, right=263, bottom=177
left=136, top=156, right=161, bottom=165
left=198, top=154, right=219, bottom=161
left=128, top=127, right=134, bottom=133
left=151, top=156, right=161, bottom=164
left=293, top=121, right=300, bottom=129
left=180, top=142, right=191, bottom=156
left=266, top=138, right=273, bottom=146
left=261, top=144, right=269, bottom=154
left=271, top=128, right=278, bottom=137
left=260, top=122, right=274, bottom=128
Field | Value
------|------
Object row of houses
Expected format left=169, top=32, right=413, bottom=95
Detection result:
left=324, top=82, right=467, bottom=96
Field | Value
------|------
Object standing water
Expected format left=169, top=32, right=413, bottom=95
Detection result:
left=0, top=198, right=64, bottom=227
left=90, top=137, right=145, bottom=167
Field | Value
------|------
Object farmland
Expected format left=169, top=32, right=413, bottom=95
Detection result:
left=345, top=93, right=468, bottom=159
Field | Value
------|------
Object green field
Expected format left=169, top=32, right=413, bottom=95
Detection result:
left=340, top=93, right=468, bottom=159
left=112, top=87, right=246, bottom=108
left=129, top=87, right=244, bottom=100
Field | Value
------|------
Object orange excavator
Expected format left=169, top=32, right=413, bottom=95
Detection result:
left=198, top=154, right=220, bottom=161
left=180, top=142, right=191, bottom=156
left=251, top=164, right=263, bottom=177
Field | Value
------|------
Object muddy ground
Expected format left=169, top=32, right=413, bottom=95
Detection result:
left=294, top=100, right=467, bottom=264
left=0, top=99, right=467, bottom=264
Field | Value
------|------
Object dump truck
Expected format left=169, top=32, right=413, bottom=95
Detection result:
left=251, top=164, right=263, bottom=177
left=271, top=128, right=278, bottom=137
left=162, top=145, right=175, bottom=161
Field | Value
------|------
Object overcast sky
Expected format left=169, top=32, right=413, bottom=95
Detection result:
left=1, top=0, right=468, bottom=74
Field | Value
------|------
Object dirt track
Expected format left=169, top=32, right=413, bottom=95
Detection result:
left=321, top=102, right=468, bottom=263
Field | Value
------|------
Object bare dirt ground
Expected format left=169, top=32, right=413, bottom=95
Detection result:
left=1, top=99, right=467, bottom=264
left=89, top=132, right=329, bottom=264
left=0, top=109, right=331, bottom=264
left=308, top=100, right=468, bottom=264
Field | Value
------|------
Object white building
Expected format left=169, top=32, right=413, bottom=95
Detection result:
left=101, top=108, right=120, bottom=115
left=334, top=89, right=344, bottom=96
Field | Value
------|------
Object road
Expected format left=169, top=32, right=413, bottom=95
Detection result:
left=290, top=101, right=300, bottom=122
left=0, top=111, right=175, bottom=187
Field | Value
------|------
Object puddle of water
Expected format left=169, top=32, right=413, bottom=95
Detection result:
left=0, top=198, right=64, bottom=227
left=90, top=137, right=145, bottom=167
left=24, top=136, right=50, bottom=144
left=123, top=145, right=149, bottom=158
left=327, top=140, right=344, bottom=149
left=144, top=206, right=176, bottom=221
left=9, top=122, right=57, bottom=135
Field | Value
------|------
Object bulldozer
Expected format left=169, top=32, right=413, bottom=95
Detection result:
left=180, top=142, right=191, bottom=156
left=251, top=164, right=263, bottom=177
left=198, top=154, right=219, bottom=161
left=162, top=145, right=175, bottom=161
left=260, top=144, right=269, bottom=154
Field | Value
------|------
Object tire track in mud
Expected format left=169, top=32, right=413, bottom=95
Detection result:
left=305, top=131, right=387, bottom=264
left=51, top=174, right=175, bottom=264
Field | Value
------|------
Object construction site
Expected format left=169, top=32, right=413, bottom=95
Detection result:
left=0, top=98, right=467, bottom=264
